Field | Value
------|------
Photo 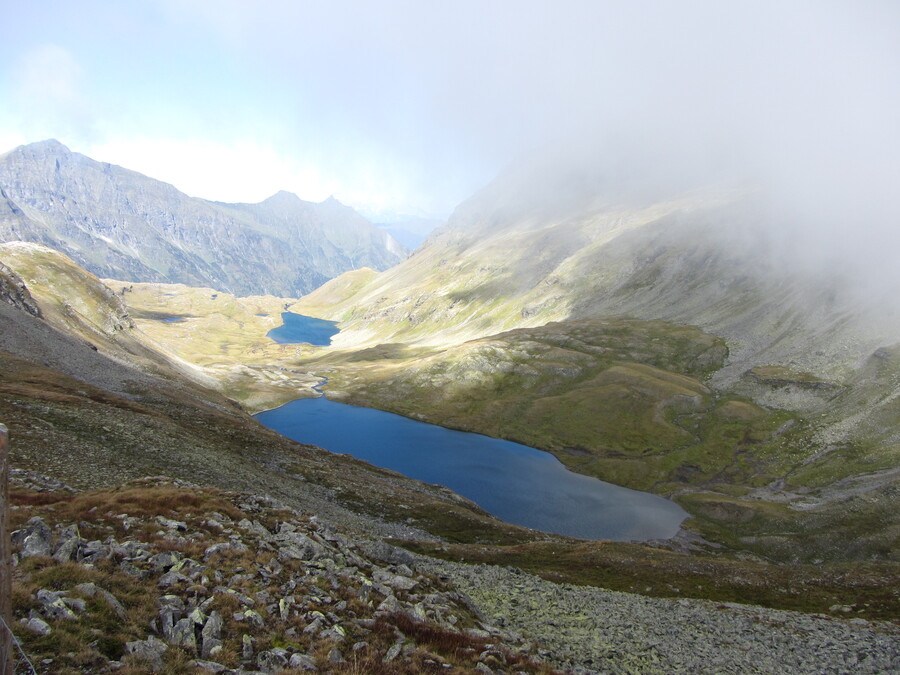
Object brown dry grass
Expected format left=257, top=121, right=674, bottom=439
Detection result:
left=364, top=613, right=561, bottom=674
left=65, top=484, right=245, bottom=521
left=12, top=556, right=161, bottom=670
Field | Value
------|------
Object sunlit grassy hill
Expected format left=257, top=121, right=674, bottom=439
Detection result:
left=286, top=171, right=900, bottom=564
left=1, top=216, right=897, bottom=619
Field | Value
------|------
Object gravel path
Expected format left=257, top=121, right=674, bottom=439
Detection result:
left=417, top=558, right=900, bottom=674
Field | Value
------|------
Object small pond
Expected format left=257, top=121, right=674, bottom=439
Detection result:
left=267, top=312, right=340, bottom=346
left=256, top=396, right=687, bottom=541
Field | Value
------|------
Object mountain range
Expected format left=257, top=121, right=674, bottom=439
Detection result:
left=0, top=142, right=898, bottom=649
left=0, top=140, right=406, bottom=296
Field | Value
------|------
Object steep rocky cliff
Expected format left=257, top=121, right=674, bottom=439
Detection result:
left=0, top=258, right=40, bottom=317
left=0, top=140, right=405, bottom=296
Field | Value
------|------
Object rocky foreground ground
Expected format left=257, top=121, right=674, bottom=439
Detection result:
left=7, top=471, right=899, bottom=674
left=420, top=560, right=900, bottom=674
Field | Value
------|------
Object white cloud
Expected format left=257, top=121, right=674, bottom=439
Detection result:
left=86, top=137, right=336, bottom=203
left=10, top=44, right=92, bottom=139
left=81, top=136, right=466, bottom=216
left=2, top=0, right=898, bottom=222
left=0, top=132, right=28, bottom=156
left=15, top=44, right=83, bottom=103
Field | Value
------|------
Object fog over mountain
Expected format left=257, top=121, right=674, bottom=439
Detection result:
left=344, top=0, right=900, bottom=301
left=4, top=1, right=898, bottom=220
left=455, top=132, right=900, bottom=315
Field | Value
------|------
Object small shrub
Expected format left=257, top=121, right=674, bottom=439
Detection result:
left=209, top=591, right=242, bottom=615
left=95, top=634, right=126, bottom=660
left=32, top=561, right=99, bottom=589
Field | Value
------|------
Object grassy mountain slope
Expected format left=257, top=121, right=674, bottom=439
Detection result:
left=297, top=190, right=897, bottom=382
left=0, top=246, right=534, bottom=545
left=285, top=172, right=900, bottom=564
left=2, top=232, right=898, bottom=620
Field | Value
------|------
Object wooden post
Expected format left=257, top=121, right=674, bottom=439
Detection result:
left=0, top=423, right=11, bottom=675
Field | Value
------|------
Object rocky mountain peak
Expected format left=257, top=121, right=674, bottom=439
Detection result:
left=0, top=140, right=407, bottom=296
left=263, top=189, right=304, bottom=206
left=14, top=138, right=71, bottom=156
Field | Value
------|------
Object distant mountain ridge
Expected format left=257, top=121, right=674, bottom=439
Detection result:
left=0, top=140, right=406, bottom=296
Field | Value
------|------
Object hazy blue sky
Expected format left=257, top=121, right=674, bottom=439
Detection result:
left=1, top=1, right=899, bottom=220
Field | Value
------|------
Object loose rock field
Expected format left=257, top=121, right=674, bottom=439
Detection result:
left=419, top=558, right=900, bottom=674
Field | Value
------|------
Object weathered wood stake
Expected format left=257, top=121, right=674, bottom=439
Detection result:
left=0, top=423, right=11, bottom=675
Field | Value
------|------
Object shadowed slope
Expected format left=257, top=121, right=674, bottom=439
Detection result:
left=0, top=246, right=535, bottom=545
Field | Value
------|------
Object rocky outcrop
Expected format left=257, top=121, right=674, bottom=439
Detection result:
left=9, top=473, right=899, bottom=674
left=0, top=140, right=406, bottom=296
left=0, top=260, right=40, bottom=316
left=9, top=476, right=548, bottom=674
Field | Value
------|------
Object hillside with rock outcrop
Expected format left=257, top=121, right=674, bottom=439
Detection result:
left=7, top=474, right=556, bottom=674
left=0, top=259, right=40, bottom=317
left=8, top=473, right=899, bottom=674
left=1, top=180, right=898, bottom=673
left=0, top=140, right=405, bottom=297
left=283, top=164, right=900, bottom=565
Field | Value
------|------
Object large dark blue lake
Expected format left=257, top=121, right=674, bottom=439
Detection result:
left=255, top=396, right=687, bottom=541
left=267, top=312, right=340, bottom=346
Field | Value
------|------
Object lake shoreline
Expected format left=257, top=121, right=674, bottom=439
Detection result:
left=267, top=311, right=340, bottom=345
left=255, top=394, right=688, bottom=541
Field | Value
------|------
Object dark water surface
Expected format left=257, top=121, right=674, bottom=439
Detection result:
left=267, top=312, right=340, bottom=346
left=256, top=396, right=687, bottom=540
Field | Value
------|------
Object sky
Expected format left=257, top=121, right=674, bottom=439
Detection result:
left=1, top=1, right=899, bottom=224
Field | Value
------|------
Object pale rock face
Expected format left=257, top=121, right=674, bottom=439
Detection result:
left=0, top=140, right=406, bottom=296
left=0, top=258, right=41, bottom=316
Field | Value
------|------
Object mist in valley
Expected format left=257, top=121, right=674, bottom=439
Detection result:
left=419, top=0, right=900, bottom=319
left=3, top=1, right=899, bottom=329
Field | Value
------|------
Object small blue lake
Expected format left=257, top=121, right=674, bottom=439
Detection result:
left=255, top=397, right=687, bottom=541
left=267, top=312, right=340, bottom=346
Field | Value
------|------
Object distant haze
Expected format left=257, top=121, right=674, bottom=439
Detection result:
left=1, top=1, right=898, bottom=273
